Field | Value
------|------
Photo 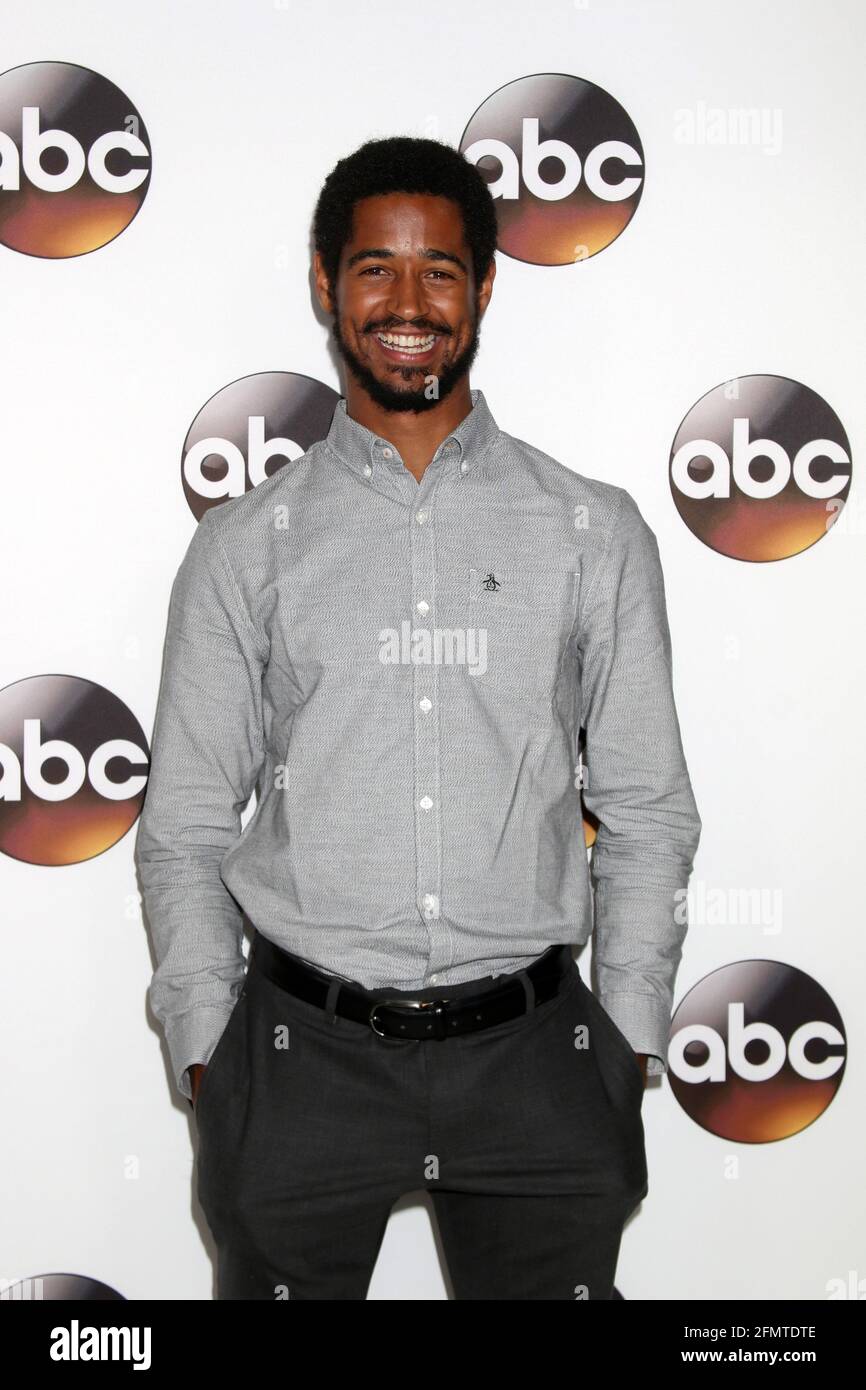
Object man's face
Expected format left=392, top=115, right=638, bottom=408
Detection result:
left=316, top=192, right=494, bottom=414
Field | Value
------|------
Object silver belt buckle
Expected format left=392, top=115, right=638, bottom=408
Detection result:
left=369, top=995, right=452, bottom=1040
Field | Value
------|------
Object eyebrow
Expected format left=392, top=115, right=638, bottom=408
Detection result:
left=345, top=246, right=469, bottom=275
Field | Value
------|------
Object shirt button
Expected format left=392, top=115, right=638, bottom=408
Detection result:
left=460, top=460, right=468, bottom=475
left=420, top=796, right=433, bottom=811
left=416, top=600, right=430, bottom=616
left=419, top=697, right=432, bottom=712
left=416, top=509, right=428, bottom=524
left=363, top=462, right=373, bottom=477
left=382, top=447, right=393, bottom=459
left=430, top=974, right=440, bottom=984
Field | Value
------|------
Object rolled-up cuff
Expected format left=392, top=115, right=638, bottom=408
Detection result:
left=165, top=1005, right=237, bottom=1101
left=597, top=990, right=671, bottom=1077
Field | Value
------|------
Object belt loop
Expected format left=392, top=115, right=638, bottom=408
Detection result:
left=515, top=969, right=535, bottom=1015
left=325, top=978, right=341, bottom=1023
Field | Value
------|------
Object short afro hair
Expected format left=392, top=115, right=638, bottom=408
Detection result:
left=313, top=135, right=498, bottom=302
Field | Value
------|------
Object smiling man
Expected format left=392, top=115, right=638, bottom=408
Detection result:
left=136, top=135, right=702, bottom=1300
left=323, top=188, right=485, bottom=478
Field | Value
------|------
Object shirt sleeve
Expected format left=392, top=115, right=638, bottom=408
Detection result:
left=578, top=487, right=702, bottom=1077
left=135, top=508, right=268, bottom=1101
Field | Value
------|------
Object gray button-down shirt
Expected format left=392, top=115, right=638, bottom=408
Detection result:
left=136, top=388, right=701, bottom=1100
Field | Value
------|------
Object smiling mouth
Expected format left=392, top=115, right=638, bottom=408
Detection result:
left=374, top=331, right=440, bottom=360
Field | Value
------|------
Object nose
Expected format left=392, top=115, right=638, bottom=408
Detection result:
left=384, top=268, right=429, bottom=325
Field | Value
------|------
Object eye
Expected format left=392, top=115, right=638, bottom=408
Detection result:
left=358, top=266, right=455, bottom=279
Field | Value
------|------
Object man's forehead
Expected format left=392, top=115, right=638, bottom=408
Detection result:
left=344, top=195, right=468, bottom=264
left=351, top=193, right=461, bottom=234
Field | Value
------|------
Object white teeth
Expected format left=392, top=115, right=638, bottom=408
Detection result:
left=377, top=332, right=436, bottom=353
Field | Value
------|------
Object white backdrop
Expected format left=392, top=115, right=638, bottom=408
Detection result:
left=2, top=0, right=864, bottom=1301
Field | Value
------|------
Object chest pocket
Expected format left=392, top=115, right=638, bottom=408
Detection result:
left=465, top=562, right=581, bottom=709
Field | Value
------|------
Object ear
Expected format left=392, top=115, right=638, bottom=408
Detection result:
left=313, top=250, right=336, bottom=315
left=476, top=254, right=496, bottom=318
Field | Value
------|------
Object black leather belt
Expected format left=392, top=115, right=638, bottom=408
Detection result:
left=249, top=932, right=574, bottom=1041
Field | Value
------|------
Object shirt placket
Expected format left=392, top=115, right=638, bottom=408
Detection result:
left=380, top=441, right=457, bottom=981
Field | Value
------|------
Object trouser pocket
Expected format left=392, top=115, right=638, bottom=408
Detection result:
left=576, top=977, right=645, bottom=1108
left=194, top=980, right=250, bottom=1123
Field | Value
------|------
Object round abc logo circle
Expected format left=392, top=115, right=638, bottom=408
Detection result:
left=1, top=1273, right=125, bottom=1300
left=669, top=960, right=846, bottom=1142
left=459, top=72, right=644, bottom=265
left=669, top=375, right=852, bottom=560
left=0, top=675, right=149, bottom=866
left=182, top=372, right=342, bottom=519
left=0, top=60, right=151, bottom=257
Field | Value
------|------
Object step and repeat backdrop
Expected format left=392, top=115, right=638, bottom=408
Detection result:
left=2, top=0, right=864, bottom=1301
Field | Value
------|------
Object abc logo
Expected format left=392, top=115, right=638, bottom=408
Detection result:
left=182, top=372, right=340, bottom=518
left=669, top=960, right=846, bottom=1141
left=669, top=375, right=851, bottom=560
left=0, top=61, right=151, bottom=257
left=0, top=676, right=149, bottom=866
left=1, top=1274, right=125, bottom=1300
left=460, top=72, right=644, bottom=265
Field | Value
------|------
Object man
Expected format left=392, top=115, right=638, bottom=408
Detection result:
left=136, top=135, right=701, bottom=1300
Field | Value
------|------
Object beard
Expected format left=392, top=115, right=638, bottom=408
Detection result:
left=330, top=304, right=482, bottom=414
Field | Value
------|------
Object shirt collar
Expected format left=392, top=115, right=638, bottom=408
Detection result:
left=324, top=387, right=500, bottom=482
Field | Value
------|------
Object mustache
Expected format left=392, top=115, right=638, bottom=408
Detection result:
left=367, top=322, right=452, bottom=336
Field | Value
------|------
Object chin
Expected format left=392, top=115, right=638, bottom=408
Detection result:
left=365, top=381, right=441, bottom=413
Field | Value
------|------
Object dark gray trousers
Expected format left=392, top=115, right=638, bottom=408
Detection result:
left=194, top=936, right=649, bottom=1300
